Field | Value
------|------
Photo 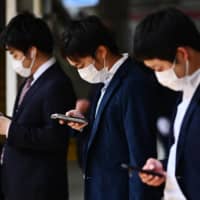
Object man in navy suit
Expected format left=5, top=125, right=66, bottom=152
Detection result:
left=60, top=16, right=162, bottom=199
left=0, top=13, right=76, bottom=200
left=134, top=7, right=200, bottom=200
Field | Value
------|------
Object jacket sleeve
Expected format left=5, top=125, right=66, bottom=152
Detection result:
left=121, top=80, right=163, bottom=199
left=7, top=80, right=76, bottom=152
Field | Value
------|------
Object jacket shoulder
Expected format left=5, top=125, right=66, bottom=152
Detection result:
left=121, top=58, right=157, bottom=88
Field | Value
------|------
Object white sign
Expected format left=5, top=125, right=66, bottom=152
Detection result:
left=63, top=0, right=99, bottom=7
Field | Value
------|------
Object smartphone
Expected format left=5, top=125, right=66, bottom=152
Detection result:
left=51, top=113, right=88, bottom=124
left=121, top=163, right=164, bottom=177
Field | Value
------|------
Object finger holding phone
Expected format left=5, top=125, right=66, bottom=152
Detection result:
left=139, top=158, right=166, bottom=187
left=58, top=99, right=90, bottom=131
left=59, top=110, right=88, bottom=131
left=75, top=99, right=90, bottom=114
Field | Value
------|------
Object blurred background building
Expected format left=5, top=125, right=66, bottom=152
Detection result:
left=0, top=0, right=200, bottom=199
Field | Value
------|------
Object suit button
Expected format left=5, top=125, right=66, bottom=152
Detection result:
left=83, top=174, right=92, bottom=180
left=83, top=174, right=85, bottom=179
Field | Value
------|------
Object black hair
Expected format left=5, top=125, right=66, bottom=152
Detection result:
left=133, top=7, right=200, bottom=62
left=61, top=15, right=119, bottom=58
left=0, top=12, right=54, bottom=54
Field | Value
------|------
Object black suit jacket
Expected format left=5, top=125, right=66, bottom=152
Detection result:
left=160, top=85, right=200, bottom=199
left=172, top=84, right=200, bottom=199
left=83, top=58, right=162, bottom=200
left=1, top=63, right=76, bottom=200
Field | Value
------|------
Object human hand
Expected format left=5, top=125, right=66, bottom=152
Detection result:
left=139, top=158, right=166, bottom=186
left=0, top=116, right=11, bottom=137
left=75, top=99, right=90, bottom=114
left=59, top=110, right=88, bottom=131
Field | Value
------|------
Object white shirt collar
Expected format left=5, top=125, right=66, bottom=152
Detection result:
left=103, top=53, right=128, bottom=86
left=32, top=57, right=56, bottom=85
left=95, top=53, right=128, bottom=117
left=183, top=68, right=200, bottom=100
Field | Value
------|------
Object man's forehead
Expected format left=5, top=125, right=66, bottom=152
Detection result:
left=67, top=56, right=93, bottom=65
left=6, top=46, right=16, bottom=51
left=67, top=57, right=77, bottom=66
left=6, top=46, right=22, bottom=53
left=144, top=58, right=173, bottom=71
left=144, top=58, right=160, bottom=64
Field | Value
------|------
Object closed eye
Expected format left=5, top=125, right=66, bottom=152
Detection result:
left=76, top=65, right=84, bottom=69
left=154, top=66, right=163, bottom=72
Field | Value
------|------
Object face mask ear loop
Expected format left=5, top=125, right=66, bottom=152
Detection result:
left=185, top=59, right=189, bottom=76
left=20, top=56, right=26, bottom=67
left=185, top=59, right=191, bottom=86
left=103, top=56, right=109, bottom=72
left=29, top=51, right=36, bottom=73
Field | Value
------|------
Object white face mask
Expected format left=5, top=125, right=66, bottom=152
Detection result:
left=78, top=59, right=109, bottom=83
left=155, top=59, right=189, bottom=91
left=11, top=53, right=36, bottom=78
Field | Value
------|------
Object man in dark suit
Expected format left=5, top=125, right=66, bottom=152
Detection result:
left=134, top=7, right=200, bottom=200
left=60, top=16, right=162, bottom=200
left=0, top=13, right=76, bottom=200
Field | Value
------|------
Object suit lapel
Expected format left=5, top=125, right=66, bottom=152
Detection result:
left=86, top=59, right=130, bottom=152
left=13, top=78, right=43, bottom=120
left=12, top=81, right=26, bottom=116
left=169, top=94, right=182, bottom=148
left=13, top=65, right=56, bottom=120
left=89, top=83, right=105, bottom=123
left=176, top=84, right=200, bottom=166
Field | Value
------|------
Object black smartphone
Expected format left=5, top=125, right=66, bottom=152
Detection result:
left=50, top=113, right=88, bottom=124
left=121, top=163, right=164, bottom=177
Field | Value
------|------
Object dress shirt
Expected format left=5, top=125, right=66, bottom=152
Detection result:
left=95, top=53, right=128, bottom=117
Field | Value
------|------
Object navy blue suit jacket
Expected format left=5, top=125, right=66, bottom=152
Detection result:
left=83, top=58, right=162, bottom=200
left=1, top=63, right=76, bottom=200
left=170, top=84, right=200, bottom=199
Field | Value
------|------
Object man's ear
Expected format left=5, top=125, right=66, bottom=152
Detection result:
left=28, top=46, right=37, bottom=59
left=177, top=47, right=189, bottom=61
left=96, top=45, right=108, bottom=60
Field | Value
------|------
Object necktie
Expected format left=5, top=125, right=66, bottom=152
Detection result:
left=18, top=76, right=33, bottom=107
left=0, top=77, right=33, bottom=164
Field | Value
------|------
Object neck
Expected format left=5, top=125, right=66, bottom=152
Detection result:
left=32, top=54, right=52, bottom=74
left=106, top=53, right=122, bottom=71
left=188, top=49, right=200, bottom=75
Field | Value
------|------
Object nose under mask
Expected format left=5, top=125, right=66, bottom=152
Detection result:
left=78, top=59, right=109, bottom=83
left=11, top=53, right=36, bottom=78
left=155, top=59, right=190, bottom=91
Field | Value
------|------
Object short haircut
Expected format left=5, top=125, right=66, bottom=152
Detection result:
left=133, top=7, right=200, bottom=62
left=0, top=12, right=54, bottom=54
left=61, top=16, right=119, bottom=59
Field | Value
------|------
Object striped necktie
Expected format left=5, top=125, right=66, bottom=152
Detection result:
left=18, top=76, right=33, bottom=107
